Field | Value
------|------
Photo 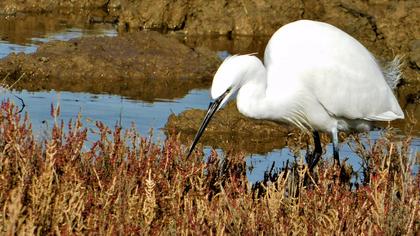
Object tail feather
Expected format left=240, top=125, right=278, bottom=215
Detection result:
left=382, top=55, right=404, bottom=90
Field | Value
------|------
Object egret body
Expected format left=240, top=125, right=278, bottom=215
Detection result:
left=187, top=20, right=404, bottom=166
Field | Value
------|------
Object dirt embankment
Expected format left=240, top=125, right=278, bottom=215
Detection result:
left=0, top=31, right=219, bottom=101
left=112, top=0, right=419, bottom=64
left=0, top=11, right=115, bottom=45
left=1, top=0, right=418, bottom=80
left=0, top=0, right=107, bottom=14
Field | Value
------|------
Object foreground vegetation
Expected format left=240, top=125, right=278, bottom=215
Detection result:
left=0, top=100, right=418, bottom=235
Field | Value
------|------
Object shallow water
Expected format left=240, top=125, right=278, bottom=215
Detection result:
left=0, top=26, right=117, bottom=58
left=2, top=89, right=210, bottom=141
left=0, top=18, right=418, bottom=183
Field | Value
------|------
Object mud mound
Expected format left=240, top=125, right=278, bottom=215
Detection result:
left=165, top=102, right=295, bottom=154
left=0, top=31, right=220, bottom=101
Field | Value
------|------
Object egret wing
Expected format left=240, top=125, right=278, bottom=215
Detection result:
left=264, top=20, right=404, bottom=121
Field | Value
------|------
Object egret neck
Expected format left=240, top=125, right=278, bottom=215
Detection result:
left=236, top=56, right=268, bottom=120
left=236, top=56, right=305, bottom=127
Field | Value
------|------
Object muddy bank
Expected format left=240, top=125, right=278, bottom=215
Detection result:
left=0, top=1, right=107, bottom=14
left=392, top=83, right=420, bottom=135
left=0, top=11, right=116, bottom=45
left=1, top=0, right=418, bottom=82
left=165, top=102, right=296, bottom=154
left=115, top=0, right=420, bottom=76
left=0, top=31, right=220, bottom=101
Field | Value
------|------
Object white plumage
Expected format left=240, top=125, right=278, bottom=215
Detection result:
left=188, top=20, right=404, bottom=164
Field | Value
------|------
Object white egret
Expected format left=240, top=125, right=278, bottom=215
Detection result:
left=187, top=20, right=404, bottom=168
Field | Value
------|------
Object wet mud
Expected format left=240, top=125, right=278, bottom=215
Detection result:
left=0, top=1, right=107, bottom=14
left=392, top=83, right=420, bottom=134
left=0, top=11, right=116, bottom=45
left=0, top=31, right=220, bottom=101
left=165, top=102, right=296, bottom=154
left=1, top=0, right=418, bottom=83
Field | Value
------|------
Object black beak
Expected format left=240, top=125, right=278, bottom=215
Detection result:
left=186, top=90, right=229, bottom=158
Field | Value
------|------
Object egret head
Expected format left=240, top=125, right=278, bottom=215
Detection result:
left=210, top=55, right=247, bottom=107
left=187, top=55, right=253, bottom=158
